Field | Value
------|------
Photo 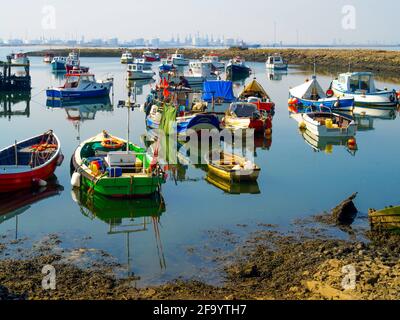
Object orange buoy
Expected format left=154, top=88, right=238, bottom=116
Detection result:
left=347, top=138, right=357, bottom=149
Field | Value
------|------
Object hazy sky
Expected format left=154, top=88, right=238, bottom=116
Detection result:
left=1, top=0, right=399, bottom=44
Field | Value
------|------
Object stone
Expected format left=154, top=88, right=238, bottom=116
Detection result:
left=331, top=193, right=358, bottom=225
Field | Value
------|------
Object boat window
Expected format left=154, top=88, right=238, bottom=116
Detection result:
left=67, top=76, right=80, bottom=83
left=339, top=76, right=346, bottom=84
left=359, top=75, right=371, bottom=92
left=349, top=76, right=359, bottom=92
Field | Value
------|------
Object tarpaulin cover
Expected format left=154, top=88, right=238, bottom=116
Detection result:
left=202, top=81, right=236, bottom=103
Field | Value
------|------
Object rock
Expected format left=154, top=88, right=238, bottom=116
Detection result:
left=332, top=193, right=358, bottom=225
left=241, top=264, right=260, bottom=278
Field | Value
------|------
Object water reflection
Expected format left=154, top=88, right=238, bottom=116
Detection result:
left=46, top=97, right=113, bottom=141
left=72, top=189, right=166, bottom=277
left=0, top=92, right=31, bottom=120
left=299, top=129, right=357, bottom=155
left=127, top=79, right=155, bottom=96
left=0, top=177, right=63, bottom=239
left=267, top=70, right=288, bottom=81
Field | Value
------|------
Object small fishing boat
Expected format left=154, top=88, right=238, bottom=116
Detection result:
left=331, top=72, right=398, bottom=107
left=65, top=51, right=89, bottom=73
left=133, top=58, right=153, bottom=70
left=205, top=150, right=261, bottom=183
left=164, top=62, right=218, bottom=86
left=143, top=51, right=160, bottom=62
left=127, top=63, right=155, bottom=80
left=171, top=51, right=190, bottom=66
left=293, top=112, right=357, bottom=137
left=43, top=53, right=55, bottom=64
left=46, top=72, right=113, bottom=99
left=121, top=50, right=134, bottom=64
left=369, top=206, right=400, bottom=232
left=11, top=52, right=29, bottom=65
left=71, top=131, right=166, bottom=198
left=266, top=53, right=288, bottom=71
left=202, top=80, right=236, bottom=112
left=222, top=102, right=269, bottom=133
left=0, top=130, right=63, bottom=193
left=226, top=57, right=251, bottom=81
left=289, top=76, right=354, bottom=110
left=239, top=79, right=275, bottom=113
left=202, top=53, right=225, bottom=69
left=51, top=56, right=67, bottom=71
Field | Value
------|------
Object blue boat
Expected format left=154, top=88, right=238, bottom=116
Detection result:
left=51, top=57, right=67, bottom=71
left=289, top=76, right=354, bottom=110
left=46, top=72, right=113, bottom=100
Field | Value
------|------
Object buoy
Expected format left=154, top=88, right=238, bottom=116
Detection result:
left=265, top=128, right=272, bottom=136
left=347, top=138, right=357, bottom=150
left=288, top=98, right=293, bottom=105
left=292, top=98, right=298, bottom=105
left=71, top=172, right=81, bottom=188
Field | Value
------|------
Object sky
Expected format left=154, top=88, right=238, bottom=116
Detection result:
left=0, top=0, right=399, bottom=44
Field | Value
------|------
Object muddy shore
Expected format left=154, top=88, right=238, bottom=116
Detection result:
left=27, top=48, right=400, bottom=74
left=1, top=210, right=400, bottom=300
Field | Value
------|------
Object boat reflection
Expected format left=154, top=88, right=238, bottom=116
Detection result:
left=127, top=78, right=155, bottom=96
left=267, top=70, right=288, bottom=81
left=0, top=177, right=63, bottom=238
left=341, top=108, right=396, bottom=131
left=206, top=172, right=260, bottom=195
left=72, top=188, right=166, bottom=278
left=46, top=97, right=113, bottom=141
left=300, top=129, right=357, bottom=156
left=0, top=92, right=31, bottom=120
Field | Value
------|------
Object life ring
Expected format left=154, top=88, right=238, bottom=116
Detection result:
left=326, top=89, right=334, bottom=98
left=101, top=138, right=124, bottom=150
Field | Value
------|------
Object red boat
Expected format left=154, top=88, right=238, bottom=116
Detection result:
left=143, top=51, right=160, bottom=62
left=0, top=130, right=63, bottom=193
left=66, top=65, right=90, bottom=73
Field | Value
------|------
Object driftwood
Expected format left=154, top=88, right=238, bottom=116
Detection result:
left=331, top=193, right=358, bottom=225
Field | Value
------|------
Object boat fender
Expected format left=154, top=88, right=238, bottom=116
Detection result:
left=71, top=172, right=81, bottom=188
left=32, top=179, right=48, bottom=188
left=71, top=190, right=79, bottom=203
left=334, top=100, right=340, bottom=108
left=299, top=122, right=307, bottom=130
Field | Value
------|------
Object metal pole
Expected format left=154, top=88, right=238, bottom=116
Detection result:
left=15, top=140, right=18, bottom=166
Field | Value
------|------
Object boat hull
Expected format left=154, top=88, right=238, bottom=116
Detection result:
left=127, top=71, right=155, bottom=80
left=226, top=65, right=251, bottom=80
left=46, top=87, right=111, bottom=99
left=301, top=114, right=357, bottom=137
left=332, top=88, right=398, bottom=107
left=51, top=61, right=66, bottom=71
left=207, top=164, right=260, bottom=182
left=292, top=96, right=355, bottom=110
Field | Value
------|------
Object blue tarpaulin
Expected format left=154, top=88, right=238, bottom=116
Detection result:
left=202, top=81, right=236, bottom=103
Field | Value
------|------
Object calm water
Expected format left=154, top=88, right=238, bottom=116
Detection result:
left=1, top=50, right=400, bottom=285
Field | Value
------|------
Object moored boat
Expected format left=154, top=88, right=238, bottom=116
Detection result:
left=127, top=63, right=155, bottom=80
left=205, top=150, right=260, bottom=183
left=46, top=71, right=113, bottom=99
left=289, top=75, right=354, bottom=110
left=202, top=53, right=225, bottom=69
left=293, top=112, right=357, bottom=137
left=51, top=56, right=67, bottom=71
left=239, top=78, right=275, bottom=113
left=121, top=50, right=134, bottom=64
left=71, top=131, right=166, bottom=198
left=331, top=72, right=398, bottom=107
left=226, top=57, right=251, bottom=81
left=266, top=53, right=288, bottom=71
left=143, top=51, right=160, bottom=62
left=171, top=51, right=190, bottom=66
left=11, top=52, right=29, bottom=65
left=369, top=206, right=400, bottom=232
left=43, top=53, right=55, bottom=64
left=0, top=130, right=63, bottom=193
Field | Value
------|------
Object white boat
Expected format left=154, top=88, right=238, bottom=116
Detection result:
left=171, top=51, right=190, bottom=66
left=133, top=58, right=153, bottom=70
left=165, top=61, right=218, bottom=86
left=331, top=72, right=398, bottom=108
left=202, top=54, right=225, bottom=69
left=11, top=53, right=29, bottom=65
left=266, top=54, right=287, bottom=71
left=121, top=50, right=133, bottom=64
left=292, top=112, right=357, bottom=137
left=127, top=63, right=155, bottom=80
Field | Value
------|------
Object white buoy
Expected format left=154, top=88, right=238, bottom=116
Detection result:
left=71, top=190, right=79, bottom=203
left=37, top=179, right=48, bottom=187
left=71, top=172, right=81, bottom=188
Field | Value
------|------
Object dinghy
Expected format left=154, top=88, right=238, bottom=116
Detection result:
left=222, top=102, right=269, bottom=133
left=71, top=131, right=166, bottom=198
left=205, top=150, right=260, bottom=183
left=239, top=79, right=275, bottom=112
left=0, top=130, right=63, bottom=193
left=293, top=112, right=357, bottom=137
left=265, top=53, right=288, bottom=71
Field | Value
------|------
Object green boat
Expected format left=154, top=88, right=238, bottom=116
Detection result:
left=71, top=131, right=166, bottom=198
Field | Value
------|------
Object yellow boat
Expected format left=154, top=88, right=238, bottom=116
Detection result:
left=205, top=151, right=261, bottom=183
left=369, top=206, right=400, bottom=232
left=206, top=172, right=260, bottom=194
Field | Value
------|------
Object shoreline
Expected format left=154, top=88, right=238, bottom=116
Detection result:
left=26, top=48, right=400, bottom=74
left=1, top=210, right=400, bottom=300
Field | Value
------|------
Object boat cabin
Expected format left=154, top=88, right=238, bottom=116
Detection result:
left=267, top=54, right=284, bottom=65
left=128, top=63, right=145, bottom=72
left=63, top=73, right=96, bottom=88
left=189, top=62, right=214, bottom=77
left=227, top=102, right=261, bottom=119
left=337, top=72, right=377, bottom=94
